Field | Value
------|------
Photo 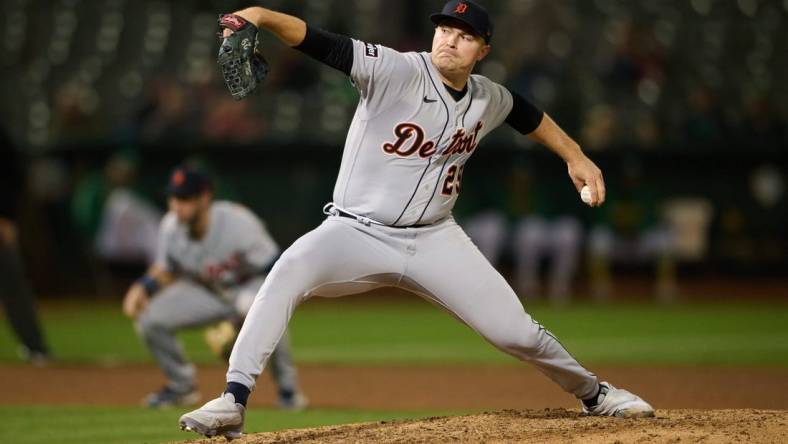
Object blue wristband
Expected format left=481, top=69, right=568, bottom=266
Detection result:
left=137, top=275, right=160, bottom=296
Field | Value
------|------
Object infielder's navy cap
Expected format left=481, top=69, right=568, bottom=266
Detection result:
left=430, top=0, right=493, bottom=43
left=166, top=165, right=212, bottom=199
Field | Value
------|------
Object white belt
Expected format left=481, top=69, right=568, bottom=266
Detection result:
left=322, top=203, right=386, bottom=227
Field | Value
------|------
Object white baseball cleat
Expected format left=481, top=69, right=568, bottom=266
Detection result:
left=581, top=381, right=655, bottom=418
left=179, top=392, right=245, bottom=440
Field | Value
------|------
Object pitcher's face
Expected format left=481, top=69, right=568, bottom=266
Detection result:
left=431, top=20, right=490, bottom=76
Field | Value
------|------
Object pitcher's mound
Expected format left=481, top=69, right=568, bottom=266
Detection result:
left=182, top=409, right=787, bottom=443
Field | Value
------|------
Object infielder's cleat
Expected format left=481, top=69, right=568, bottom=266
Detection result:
left=278, top=391, right=309, bottom=411
left=146, top=385, right=201, bottom=409
left=581, top=381, right=654, bottom=418
left=179, top=392, right=245, bottom=440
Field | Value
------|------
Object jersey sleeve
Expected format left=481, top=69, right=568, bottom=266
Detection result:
left=349, top=39, right=420, bottom=117
left=473, top=76, right=515, bottom=136
left=152, top=213, right=177, bottom=272
left=235, top=207, right=280, bottom=272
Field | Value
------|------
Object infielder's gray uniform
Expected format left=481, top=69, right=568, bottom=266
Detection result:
left=137, top=201, right=299, bottom=394
left=229, top=41, right=599, bottom=399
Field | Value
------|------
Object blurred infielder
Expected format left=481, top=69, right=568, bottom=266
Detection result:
left=181, top=1, right=653, bottom=438
left=123, top=165, right=306, bottom=410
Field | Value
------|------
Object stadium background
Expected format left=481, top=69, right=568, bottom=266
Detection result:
left=0, top=1, right=786, bottom=443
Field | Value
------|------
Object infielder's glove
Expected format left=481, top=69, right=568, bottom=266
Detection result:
left=217, top=14, right=269, bottom=100
left=204, top=320, right=238, bottom=361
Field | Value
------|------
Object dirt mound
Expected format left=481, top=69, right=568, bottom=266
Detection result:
left=182, top=409, right=787, bottom=444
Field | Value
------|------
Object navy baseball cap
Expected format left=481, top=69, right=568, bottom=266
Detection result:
left=166, top=165, right=212, bottom=199
left=430, top=0, right=493, bottom=43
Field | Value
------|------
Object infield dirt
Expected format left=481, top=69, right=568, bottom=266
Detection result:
left=2, top=364, right=787, bottom=410
left=179, top=409, right=788, bottom=443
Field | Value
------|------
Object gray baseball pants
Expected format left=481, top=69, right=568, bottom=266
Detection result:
left=228, top=215, right=598, bottom=400
left=136, top=278, right=299, bottom=394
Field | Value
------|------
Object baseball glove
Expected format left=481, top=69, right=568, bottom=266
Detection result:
left=217, top=14, right=269, bottom=100
left=204, top=320, right=238, bottom=361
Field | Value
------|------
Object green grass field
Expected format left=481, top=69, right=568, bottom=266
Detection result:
left=0, top=406, right=461, bottom=444
left=2, top=298, right=788, bottom=366
left=2, top=298, right=788, bottom=444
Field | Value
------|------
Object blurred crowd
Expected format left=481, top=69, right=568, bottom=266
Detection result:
left=1, top=0, right=785, bottom=150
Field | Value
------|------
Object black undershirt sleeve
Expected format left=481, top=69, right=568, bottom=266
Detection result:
left=505, top=88, right=545, bottom=135
left=293, top=25, right=354, bottom=76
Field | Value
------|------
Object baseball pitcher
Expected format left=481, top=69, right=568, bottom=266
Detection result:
left=181, top=1, right=653, bottom=438
left=123, top=165, right=306, bottom=410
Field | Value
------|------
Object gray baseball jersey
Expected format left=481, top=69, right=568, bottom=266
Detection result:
left=333, top=40, right=513, bottom=227
left=228, top=41, right=599, bottom=403
left=154, top=201, right=280, bottom=291
left=139, top=200, right=299, bottom=395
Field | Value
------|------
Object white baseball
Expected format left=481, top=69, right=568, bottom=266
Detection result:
left=580, top=185, right=592, bottom=205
